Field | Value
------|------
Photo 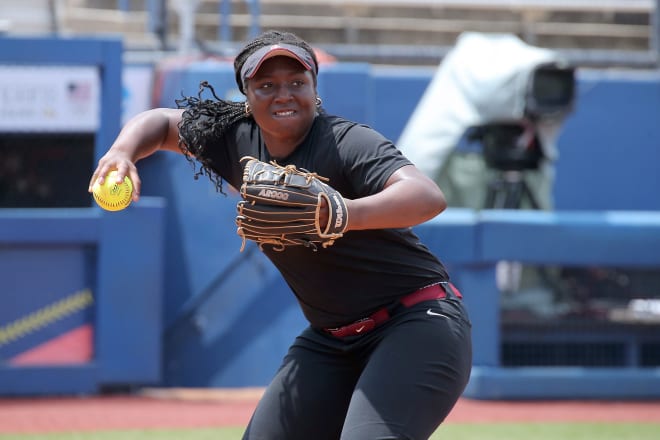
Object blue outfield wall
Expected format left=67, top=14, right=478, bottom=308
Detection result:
left=0, top=37, right=165, bottom=395
left=0, top=201, right=166, bottom=395
left=140, top=58, right=660, bottom=398
left=2, top=37, right=660, bottom=398
left=414, top=209, right=660, bottom=399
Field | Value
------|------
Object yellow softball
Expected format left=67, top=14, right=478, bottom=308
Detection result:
left=92, top=170, right=133, bottom=211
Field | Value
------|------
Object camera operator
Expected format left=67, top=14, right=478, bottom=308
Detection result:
left=398, top=32, right=574, bottom=211
left=398, top=32, right=575, bottom=296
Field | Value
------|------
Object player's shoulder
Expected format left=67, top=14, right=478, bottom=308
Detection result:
left=319, top=113, right=381, bottom=142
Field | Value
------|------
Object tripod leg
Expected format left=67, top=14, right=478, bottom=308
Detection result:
left=503, top=180, right=525, bottom=209
left=485, top=179, right=513, bottom=209
left=484, top=171, right=528, bottom=209
left=484, top=181, right=499, bottom=209
left=520, top=179, right=541, bottom=210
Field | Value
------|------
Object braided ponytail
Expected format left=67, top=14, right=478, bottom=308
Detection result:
left=176, top=81, right=244, bottom=194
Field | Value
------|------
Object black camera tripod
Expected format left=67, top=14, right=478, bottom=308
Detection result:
left=468, top=121, right=543, bottom=210
left=483, top=169, right=541, bottom=210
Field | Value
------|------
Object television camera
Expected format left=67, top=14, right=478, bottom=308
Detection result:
left=467, top=62, right=576, bottom=209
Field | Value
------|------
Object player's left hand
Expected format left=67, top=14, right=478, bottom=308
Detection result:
left=236, top=157, right=348, bottom=251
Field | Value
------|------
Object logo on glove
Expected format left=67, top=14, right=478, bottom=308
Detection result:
left=258, top=188, right=289, bottom=201
left=332, top=193, right=345, bottom=228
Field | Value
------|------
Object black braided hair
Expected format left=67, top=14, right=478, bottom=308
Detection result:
left=175, top=30, right=320, bottom=194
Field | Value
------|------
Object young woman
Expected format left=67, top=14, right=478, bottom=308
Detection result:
left=89, top=30, right=472, bottom=440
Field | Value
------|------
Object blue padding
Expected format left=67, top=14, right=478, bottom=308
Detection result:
left=0, top=209, right=99, bottom=243
left=413, top=208, right=480, bottom=264
left=479, top=209, right=660, bottom=266
left=465, top=366, right=660, bottom=400
left=138, top=153, right=245, bottom=328
left=96, top=197, right=166, bottom=384
left=454, top=266, right=500, bottom=367
left=0, top=201, right=166, bottom=394
left=370, top=66, right=434, bottom=143
left=0, top=365, right=98, bottom=396
left=0, top=246, right=93, bottom=360
left=317, top=63, right=371, bottom=124
left=555, top=70, right=660, bottom=211
left=164, top=251, right=307, bottom=387
left=0, top=36, right=121, bottom=65
left=155, top=59, right=240, bottom=107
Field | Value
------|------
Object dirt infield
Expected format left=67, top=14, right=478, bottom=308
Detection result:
left=1, top=388, right=659, bottom=434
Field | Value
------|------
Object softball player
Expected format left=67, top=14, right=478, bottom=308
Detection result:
left=90, top=30, right=472, bottom=440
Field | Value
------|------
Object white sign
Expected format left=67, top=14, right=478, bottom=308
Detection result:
left=0, top=65, right=100, bottom=132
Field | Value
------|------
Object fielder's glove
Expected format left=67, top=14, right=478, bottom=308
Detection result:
left=236, top=157, right=349, bottom=251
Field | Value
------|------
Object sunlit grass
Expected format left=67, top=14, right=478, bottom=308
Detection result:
left=2, top=422, right=659, bottom=440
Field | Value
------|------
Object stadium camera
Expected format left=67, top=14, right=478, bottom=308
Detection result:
left=462, top=61, right=576, bottom=209
left=397, top=32, right=578, bottom=210
left=468, top=61, right=576, bottom=173
left=524, top=61, right=576, bottom=121
left=466, top=121, right=543, bottom=172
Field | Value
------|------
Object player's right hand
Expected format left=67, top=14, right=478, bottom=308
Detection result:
left=89, top=152, right=141, bottom=203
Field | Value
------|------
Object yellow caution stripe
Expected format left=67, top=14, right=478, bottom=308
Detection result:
left=0, top=289, right=94, bottom=347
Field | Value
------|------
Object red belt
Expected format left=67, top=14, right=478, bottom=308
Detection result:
left=324, top=282, right=462, bottom=338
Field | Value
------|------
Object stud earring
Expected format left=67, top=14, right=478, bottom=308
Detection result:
left=245, top=101, right=251, bottom=115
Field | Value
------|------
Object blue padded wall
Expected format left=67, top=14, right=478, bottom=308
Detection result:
left=141, top=59, right=660, bottom=393
left=553, top=70, right=660, bottom=211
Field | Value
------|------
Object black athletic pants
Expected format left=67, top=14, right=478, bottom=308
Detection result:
left=242, top=294, right=472, bottom=440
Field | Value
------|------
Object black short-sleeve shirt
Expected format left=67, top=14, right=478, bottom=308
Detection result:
left=185, top=112, right=449, bottom=328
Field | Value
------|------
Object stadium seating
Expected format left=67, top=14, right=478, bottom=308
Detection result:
left=6, top=0, right=654, bottom=66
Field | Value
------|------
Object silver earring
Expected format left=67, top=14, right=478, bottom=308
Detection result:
left=316, top=96, right=322, bottom=106
left=245, top=101, right=251, bottom=115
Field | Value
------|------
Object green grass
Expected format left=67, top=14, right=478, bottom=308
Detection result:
left=436, top=423, right=660, bottom=440
left=2, top=423, right=659, bottom=440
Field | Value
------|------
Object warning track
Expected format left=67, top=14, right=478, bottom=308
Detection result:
left=0, top=388, right=659, bottom=434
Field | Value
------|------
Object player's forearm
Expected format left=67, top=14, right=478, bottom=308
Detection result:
left=346, top=172, right=446, bottom=231
left=89, top=108, right=185, bottom=198
left=111, top=108, right=184, bottom=162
